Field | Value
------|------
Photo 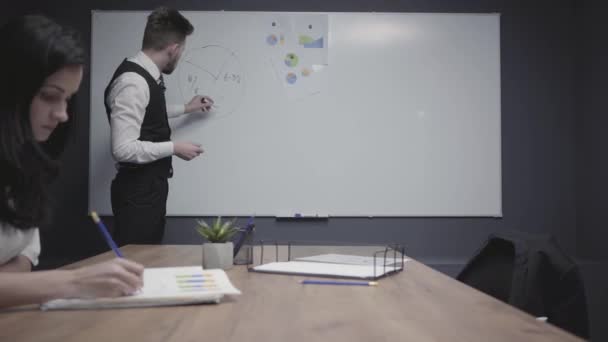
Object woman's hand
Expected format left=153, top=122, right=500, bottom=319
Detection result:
left=66, top=258, right=144, bottom=298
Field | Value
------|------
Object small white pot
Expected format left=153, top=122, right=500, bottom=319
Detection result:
left=202, top=242, right=234, bottom=270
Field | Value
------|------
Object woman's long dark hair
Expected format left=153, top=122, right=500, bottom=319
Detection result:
left=0, top=15, right=84, bottom=230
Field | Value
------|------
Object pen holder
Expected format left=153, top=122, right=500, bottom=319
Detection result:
left=202, top=242, right=234, bottom=270
left=234, top=244, right=252, bottom=265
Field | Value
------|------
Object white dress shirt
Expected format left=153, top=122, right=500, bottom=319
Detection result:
left=105, top=51, right=187, bottom=164
left=0, top=224, right=40, bottom=266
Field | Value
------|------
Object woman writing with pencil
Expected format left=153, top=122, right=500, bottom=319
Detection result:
left=0, top=15, right=143, bottom=308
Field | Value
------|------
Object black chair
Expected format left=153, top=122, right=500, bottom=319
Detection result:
left=457, top=231, right=590, bottom=339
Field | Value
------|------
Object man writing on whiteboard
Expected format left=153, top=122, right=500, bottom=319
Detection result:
left=104, top=7, right=213, bottom=246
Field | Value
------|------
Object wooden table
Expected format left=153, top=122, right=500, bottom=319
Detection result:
left=0, top=245, right=583, bottom=342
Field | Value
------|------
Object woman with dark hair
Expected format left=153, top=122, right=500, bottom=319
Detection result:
left=0, top=15, right=143, bottom=308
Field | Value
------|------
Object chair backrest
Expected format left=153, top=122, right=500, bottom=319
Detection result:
left=457, top=232, right=590, bottom=339
left=457, top=237, right=515, bottom=303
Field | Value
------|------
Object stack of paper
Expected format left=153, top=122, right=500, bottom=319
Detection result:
left=41, top=266, right=240, bottom=310
left=253, top=254, right=409, bottom=279
left=295, top=253, right=404, bottom=266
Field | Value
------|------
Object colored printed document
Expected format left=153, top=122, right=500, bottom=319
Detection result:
left=41, top=267, right=240, bottom=310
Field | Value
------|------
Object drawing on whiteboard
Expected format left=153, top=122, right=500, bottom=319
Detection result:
left=177, top=45, right=245, bottom=117
left=301, top=67, right=312, bottom=77
left=266, top=32, right=285, bottom=47
left=267, top=19, right=289, bottom=47
left=284, top=53, right=299, bottom=67
left=298, top=35, right=324, bottom=48
left=286, top=72, right=297, bottom=84
left=266, top=34, right=278, bottom=46
left=263, top=14, right=329, bottom=99
left=294, top=18, right=328, bottom=65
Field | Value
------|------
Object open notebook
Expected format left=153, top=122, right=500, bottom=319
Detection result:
left=41, top=266, right=241, bottom=310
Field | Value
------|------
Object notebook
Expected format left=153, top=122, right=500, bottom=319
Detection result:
left=41, top=266, right=241, bottom=310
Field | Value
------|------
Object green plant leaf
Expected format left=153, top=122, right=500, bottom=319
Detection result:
left=194, top=216, right=240, bottom=243
left=220, top=219, right=232, bottom=231
left=213, top=216, right=223, bottom=230
left=223, top=229, right=239, bottom=241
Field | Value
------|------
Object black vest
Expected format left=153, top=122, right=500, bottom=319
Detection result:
left=104, top=60, right=172, bottom=177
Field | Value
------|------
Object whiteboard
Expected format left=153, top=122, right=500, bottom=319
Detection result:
left=89, top=11, right=502, bottom=217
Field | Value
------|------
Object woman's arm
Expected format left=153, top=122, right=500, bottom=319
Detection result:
left=0, top=258, right=144, bottom=308
left=0, top=269, right=74, bottom=307
left=0, top=255, right=31, bottom=272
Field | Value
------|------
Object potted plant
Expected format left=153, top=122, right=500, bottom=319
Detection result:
left=195, top=217, right=240, bottom=270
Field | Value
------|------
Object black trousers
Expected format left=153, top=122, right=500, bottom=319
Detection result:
left=111, top=171, right=168, bottom=246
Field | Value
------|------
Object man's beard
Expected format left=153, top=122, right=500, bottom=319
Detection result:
left=162, top=56, right=179, bottom=74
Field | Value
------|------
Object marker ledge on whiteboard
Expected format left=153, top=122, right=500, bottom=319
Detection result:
left=294, top=213, right=329, bottom=218
left=275, top=213, right=329, bottom=220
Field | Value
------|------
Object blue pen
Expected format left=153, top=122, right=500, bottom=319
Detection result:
left=301, top=280, right=378, bottom=286
left=90, top=211, right=123, bottom=258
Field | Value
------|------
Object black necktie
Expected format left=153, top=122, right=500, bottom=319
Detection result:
left=158, top=75, right=166, bottom=92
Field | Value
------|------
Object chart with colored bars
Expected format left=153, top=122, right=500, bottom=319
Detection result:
left=175, top=272, right=218, bottom=292
left=264, top=13, right=328, bottom=100
left=140, top=266, right=241, bottom=297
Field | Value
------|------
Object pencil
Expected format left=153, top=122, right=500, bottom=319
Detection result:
left=90, top=211, right=123, bottom=258
left=300, top=280, right=378, bottom=286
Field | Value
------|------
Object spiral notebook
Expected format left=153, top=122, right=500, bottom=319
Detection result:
left=41, top=266, right=241, bottom=310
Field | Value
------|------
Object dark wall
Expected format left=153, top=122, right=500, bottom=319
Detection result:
left=574, top=3, right=608, bottom=338
left=576, top=0, right=608, bottom=261
left=2, top=1, right=578, bottom=263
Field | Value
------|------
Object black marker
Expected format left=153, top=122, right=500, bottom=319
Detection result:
left=201, top=97, right=218, bottom=109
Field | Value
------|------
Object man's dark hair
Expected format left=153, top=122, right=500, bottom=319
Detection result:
left=142, top=7, right=194, bottom=51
